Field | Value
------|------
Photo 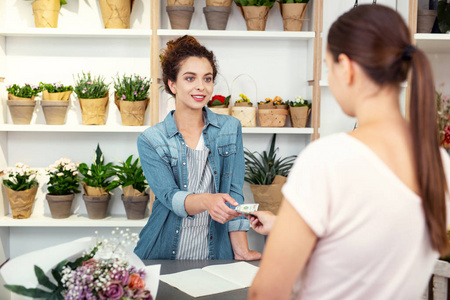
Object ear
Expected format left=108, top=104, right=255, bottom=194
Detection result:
left=338, top=53, right=355, bottom=85
left=168, top=79, right=177, bottom=95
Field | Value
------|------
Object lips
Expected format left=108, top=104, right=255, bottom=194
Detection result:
left=192, top=95, right=206, bottom=102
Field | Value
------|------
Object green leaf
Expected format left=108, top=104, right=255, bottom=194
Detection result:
left=35, top=265, right=57, bottom=290
left=4, top=285, right=53, bottom=298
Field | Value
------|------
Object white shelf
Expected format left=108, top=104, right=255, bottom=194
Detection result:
left=0, top=124, right=150, bottom=132
left=242, top=127, right=313, bottom=134
left=0, top=214, right=148, bottom=227
left=415, top=33, right=450, bottom=53
left=0, top=28, right=152, bottom=38
left=158, top=29, right=315, bottom=40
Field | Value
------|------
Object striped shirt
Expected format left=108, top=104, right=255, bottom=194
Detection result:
left=176, top=135, right=214, bottom=260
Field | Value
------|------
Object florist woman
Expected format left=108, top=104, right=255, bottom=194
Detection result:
left=134, top=35, right=261, bottom=260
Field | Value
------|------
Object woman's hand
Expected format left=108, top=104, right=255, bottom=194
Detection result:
left=248, top=211, right=276, bottom=235
left=204, top=193, right=240, bottom=224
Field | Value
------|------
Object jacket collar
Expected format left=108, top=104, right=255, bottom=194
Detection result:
left=163, top=107, right=220, bottom=138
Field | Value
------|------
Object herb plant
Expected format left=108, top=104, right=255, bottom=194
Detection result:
left=234, top=0, right=276, bottom=7
left=113, top=74, right=151, bottom=102
left=3, top=163, right=39, bottom=191
left=6, top=83, right=42, bottom=98
left=46, top=158, right=81, bottom=195
left=40, top=82, right=74, bottom=93
left=78, top=145, right=116, bottom=191
left=107, top=155, right=148, bottom=193
left=74, top=72, right=109, bottom=99
left=244, top=134, right=297, bottom=185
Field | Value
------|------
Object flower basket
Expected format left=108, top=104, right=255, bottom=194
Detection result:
left=290, top=105, right=311, bottom=127
left=46, top=193, right=74, bottom=219
left=7, top=94, right=36, bottom=125
left=78, top=93, right=109, bottom=125
left=98, top=0, right=135, bottom=29
left=257, top=102, right=274, bottom=110
left=166, top=3, right=195, bottom=30
left=203, top=6, right=232, bottom=30
left=31, top=0, right=60, bottom=28
left=236, top=4, right=271, bottom=31
left=115, top=97, right=149, bottom=126
left=258, top=108, right=289, bottom=127
left=250, top=175, right=286, bottom=215
left=5, top=185, right=38, bottom=219
left=277, top=2, right=309, bottom=31
left=231, top=74, right=257, bottom=127
left=209, top=106, right=230, bottom=115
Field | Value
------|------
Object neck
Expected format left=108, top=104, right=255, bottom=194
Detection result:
left=354, top=84, right=405, bottom=128
left=174, top=106, right=205, bottom=131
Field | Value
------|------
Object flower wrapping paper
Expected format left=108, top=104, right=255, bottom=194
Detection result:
left=0, top=237, right=160, bottom=299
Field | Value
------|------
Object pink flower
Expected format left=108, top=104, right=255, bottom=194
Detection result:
left=134, top=91, right=137, bottom=96
left=121, top=94, right=126, bottom=100
left=98, top=281, right=124, bottom=300
left=87, top=81, right=92, bottom=84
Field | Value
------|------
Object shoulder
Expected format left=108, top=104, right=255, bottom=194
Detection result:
left=299, top=133, right=353, bottom=164
left=138, top=122, right=167, bottom=146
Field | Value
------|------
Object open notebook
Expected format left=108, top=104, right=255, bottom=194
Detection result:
left=159, top=262, right=259, bottom=297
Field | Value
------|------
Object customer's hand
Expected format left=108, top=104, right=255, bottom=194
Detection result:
left=234, top=250, right=262, bottom=261
left=248, top=211, right=276, bottom=235
left=204, top=193, right=240, bottom=224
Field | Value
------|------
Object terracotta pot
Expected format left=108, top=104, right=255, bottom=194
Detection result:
left=166, top=5, right=195, bottom=29
left=46, top=193, right=74, bottom=219
left=5, top=185, right=38, bottom=219
left=41, top=100, right=69, bottom=125
left=98, top=0, right=135, bottom=29
left=278, top=2, right=308, bottom=31
left=122, top=194, right=149, bottom=220
left=417, top=9, right=437, bottom=33
left=203, top=6, right=231, bottom=30
left=31, top=0, right=60, bottom=28
left=83, top=194, right=111, bottom=219
left=7, top=99, right=36, bottom=124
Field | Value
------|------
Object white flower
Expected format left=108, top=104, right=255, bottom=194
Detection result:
left=87, top=170, right=92, bottom=176
left=57, top=172, right=64, bottom=177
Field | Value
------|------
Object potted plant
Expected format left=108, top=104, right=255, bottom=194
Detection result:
left=6, top=83, right=42, bottom=124
left=74, top=72, right=110, bottom=125
left=234, top=0, right=276, bottom=31
left=277, top=0, right=309, bottom=31
left=258, top=96, right=289, bottom=127
left=273, top=95, right=288, bottom=109
left=26, top=0, right=68, bottom=28
left=107, top=155, right=149, bottom=220
left=78, top=144, right=116, bottom=219
left=39, top=82, right=73, bottom=125
left=166, top=0, right=195, bottom=30
left=204, top=0, right=233, bottom=30
left=286, top=96, right=311, bottom=127
left=207, top=94, right=231, bottom=115
left=45, top=158, right=80, bottom=219
left=98, top=0, right=135, bottom=29
left=231, top=93, right=256, bottom=127
left=244, top=134, right=296, bottom=214
left=3, top=163, right=39, bottom=219
left=113, top=74, right=151, bottom=126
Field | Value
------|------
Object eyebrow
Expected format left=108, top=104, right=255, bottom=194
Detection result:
left=182, top=72, right=213, bottom=76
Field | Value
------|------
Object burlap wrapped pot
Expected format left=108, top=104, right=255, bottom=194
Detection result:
left=237, top=5, right=271, bottom=31
left=5, top=185, right=38, bottom=219
left=250, top=175, right=286, bottom=215
left=78, top=93, right=109, bottom=125
left=115, top=97, right=149, bottom=126
left=278, top=2, right=309, bottom=31
left=31, top=0, right=60, bottom=28
left=290, top=106, right=311, bottom=128
left=98, top=0, right=135, bottom=29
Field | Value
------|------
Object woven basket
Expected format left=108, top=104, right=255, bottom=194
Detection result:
left=258, top=108, right=289, bottom=127
left=231, top=74, right=257, bottom=127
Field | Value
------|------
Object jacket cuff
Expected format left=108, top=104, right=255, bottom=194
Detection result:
left=172, top=191, right=193, bottom=218
left=228, top=217, right=250, bottom=232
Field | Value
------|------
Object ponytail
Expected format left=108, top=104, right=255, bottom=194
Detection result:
left=410, top=49, right=448, bottom=256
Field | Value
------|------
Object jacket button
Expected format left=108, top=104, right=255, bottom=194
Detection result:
left=203, top=132, right=207, bottom=135
left=210, top=236, right=213, bottom=240
left=184, top=185, right=187, bottom=188
left=209, top=151, right=211, bottom=154
left=172, top=251, right=175, bottom=254
left=182, top=142, right=185, bottom=145
left=182, top=162, right=186, bottom=166
left=176, top=230, right=179, bottom=234
left=225, top=151, right=229, bottom=155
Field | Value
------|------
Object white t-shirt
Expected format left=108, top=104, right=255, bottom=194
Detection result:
left=282, top=133, right=450, bottom=300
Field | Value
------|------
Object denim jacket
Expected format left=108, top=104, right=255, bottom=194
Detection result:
left=134, top=107, right=249, bottom=260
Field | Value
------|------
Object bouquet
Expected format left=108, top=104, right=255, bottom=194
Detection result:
left=2, top=228, right=160, bottom=300
left=6, top=83, right=42, bottom=99
left=46, top=158, right=81, bottom=195
left=207, top=94, right=230, bottom=107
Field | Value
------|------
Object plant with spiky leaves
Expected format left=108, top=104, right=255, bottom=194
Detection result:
left=244, top=134, right=297, bottom=185
left=78, top=144, right=116, bottom=192
left=107, top=155, right=148, bottom=193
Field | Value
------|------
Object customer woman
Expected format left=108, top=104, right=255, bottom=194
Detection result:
left=249, top=5, right=450, bottom=299
left=134, top=35, right=261, bottom=261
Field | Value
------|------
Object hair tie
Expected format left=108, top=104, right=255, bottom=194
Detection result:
left=402, top=45, right=416, bottom=61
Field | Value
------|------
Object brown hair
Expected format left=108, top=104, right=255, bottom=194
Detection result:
left=161, top=35, right=218, bottom=97
left=328, top=5, right=448, bottom=255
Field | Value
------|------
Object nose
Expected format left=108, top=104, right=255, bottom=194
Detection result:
left=196, top=79, right=205, bottom=91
